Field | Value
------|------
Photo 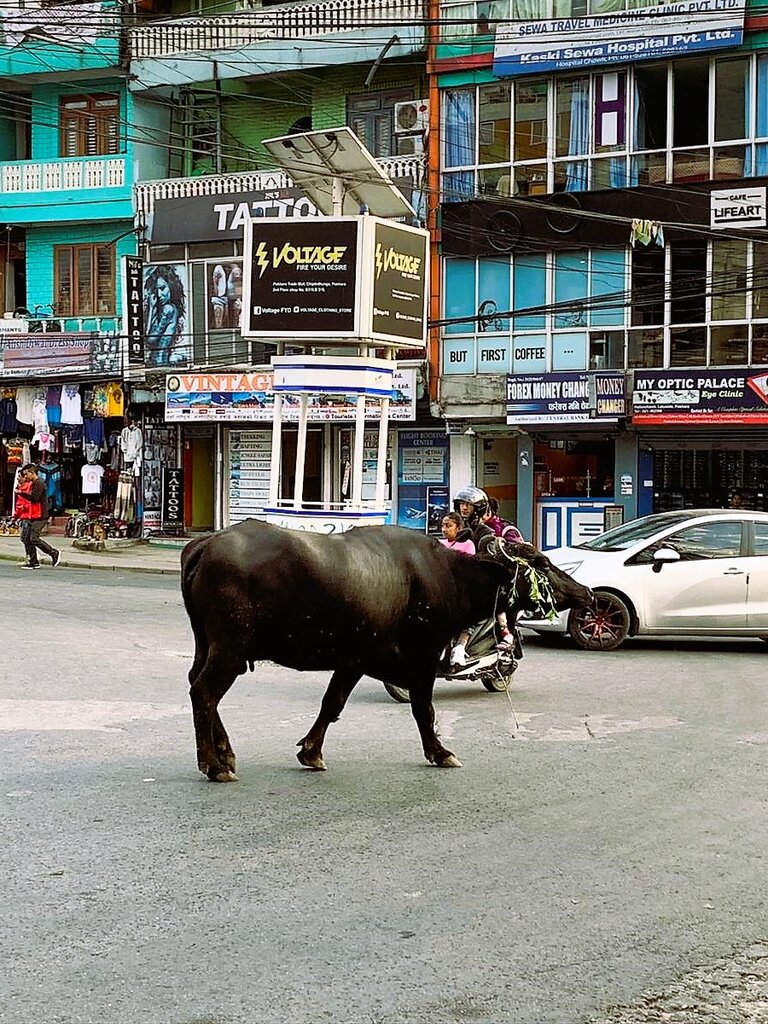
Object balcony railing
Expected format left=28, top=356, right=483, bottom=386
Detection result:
left=134, top=156, right=425, bottom=217
left=129, top=0, right=423, bottom=59
left=0, top=156, right=126, bottom=194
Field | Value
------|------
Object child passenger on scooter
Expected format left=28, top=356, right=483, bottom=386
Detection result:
left=439, top=512, right=476, bottom=555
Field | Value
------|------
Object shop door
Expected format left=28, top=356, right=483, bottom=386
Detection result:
left=186, top=436, right=215, bottom=531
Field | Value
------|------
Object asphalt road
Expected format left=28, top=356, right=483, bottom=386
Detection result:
left=1, top=562, right=767, bottom=1024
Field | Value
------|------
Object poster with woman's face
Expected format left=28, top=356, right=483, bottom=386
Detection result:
left=207, top=261, right=243, bottom=332
left=143, top=264, right=190, bottom=368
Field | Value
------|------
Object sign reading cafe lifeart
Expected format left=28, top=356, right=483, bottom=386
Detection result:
left=493, top=0, right=746, bottom=77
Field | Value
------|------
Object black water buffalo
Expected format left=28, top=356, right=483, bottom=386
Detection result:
left=181, top=521, right=592, bottom=781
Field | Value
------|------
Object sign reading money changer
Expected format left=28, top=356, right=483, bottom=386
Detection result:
left=242, top=215, right=429, bottom=348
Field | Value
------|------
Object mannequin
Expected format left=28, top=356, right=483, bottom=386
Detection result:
left=119, top=415, right=143, bottom=476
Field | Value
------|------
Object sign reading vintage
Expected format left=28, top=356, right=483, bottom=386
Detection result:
left=121, top=255, right=145, bottom=365
left=371, top=220, right=428, bottom=344
left=243, top=218, right=359, bottom=337
left=506, top=371, right=626, bottom=424
left=165, top=368, right=417, bottom=422
left=161, top=467, right=184, bottom=533
left=633, top=369, right=768, bottom=423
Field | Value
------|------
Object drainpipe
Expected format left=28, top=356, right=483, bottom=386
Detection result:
left=426, top=0, right=441, bottom=408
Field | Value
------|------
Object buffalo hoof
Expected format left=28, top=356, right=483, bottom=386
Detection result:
left=296, top=748, right=327, bottom=771
left=436, top=753, right=463, bottom=768
left=211, top=769, right=239, bottom=782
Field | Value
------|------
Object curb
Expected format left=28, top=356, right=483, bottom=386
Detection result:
left=0, top=551, right=181, bottom=576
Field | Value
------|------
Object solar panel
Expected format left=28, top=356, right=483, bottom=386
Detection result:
left=261, top=126, right=416, bottom=221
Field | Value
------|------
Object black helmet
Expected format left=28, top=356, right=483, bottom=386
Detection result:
left=453, top=486, right=489, bottom=525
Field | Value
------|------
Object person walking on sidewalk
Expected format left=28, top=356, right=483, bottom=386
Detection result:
left=15, top=464, right=61, bottom=569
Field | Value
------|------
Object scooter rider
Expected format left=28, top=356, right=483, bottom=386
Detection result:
left=451, top=486, right=517, bottom=665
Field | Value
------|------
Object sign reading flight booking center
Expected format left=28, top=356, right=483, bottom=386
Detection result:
left=493, top=0, right=746, bottom=77
left=242, top=215, right=429, bottom=348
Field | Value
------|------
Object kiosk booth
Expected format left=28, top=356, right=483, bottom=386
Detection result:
left=241, top=128, right=429, bottom=533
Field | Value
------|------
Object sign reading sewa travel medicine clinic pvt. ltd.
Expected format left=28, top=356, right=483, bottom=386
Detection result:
left=711, top=187, right=767, bottom=229
left=493, top=0, right=746, bottom=77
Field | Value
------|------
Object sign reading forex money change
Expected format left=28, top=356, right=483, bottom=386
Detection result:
left=242, top=215, right=429, bottom=348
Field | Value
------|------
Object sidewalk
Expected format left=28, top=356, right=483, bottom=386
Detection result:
left=0, top=534, right=185, bottom=575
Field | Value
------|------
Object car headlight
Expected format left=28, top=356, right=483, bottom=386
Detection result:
left=554, top=560, right=583, bottom=576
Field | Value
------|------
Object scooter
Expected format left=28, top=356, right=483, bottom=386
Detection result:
left=383, top=618, right=521, bottom=703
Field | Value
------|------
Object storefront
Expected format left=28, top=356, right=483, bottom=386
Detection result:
left=632, top=369, right=768, bottom=514
left=163, top=366, right=421, bottom=530
left=506, top=370, right=629, bottom=548
left=0, top=329, right=133, bottom=532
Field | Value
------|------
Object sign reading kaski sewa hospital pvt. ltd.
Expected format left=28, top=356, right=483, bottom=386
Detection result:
left=241, top=215, right=429, bottom=348
left=493, top=0, right=746, bottom=76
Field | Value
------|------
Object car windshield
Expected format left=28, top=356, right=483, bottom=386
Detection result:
left=578, top=511, right=698, bottom=551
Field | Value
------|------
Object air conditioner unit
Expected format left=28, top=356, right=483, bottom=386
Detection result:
left=394, top=99, right=429, bottom=134
left=397, top=133, right=425, bottom=157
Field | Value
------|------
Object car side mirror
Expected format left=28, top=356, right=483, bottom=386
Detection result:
left=652, top=546, right=681, bottom=573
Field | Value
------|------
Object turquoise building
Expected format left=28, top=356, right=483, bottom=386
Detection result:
left=0, top=2, right=168, bottom=329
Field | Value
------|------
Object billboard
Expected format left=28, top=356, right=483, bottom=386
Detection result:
left=149, top=188, right=317, bottom=244
left=493, top=0, right=746, bottom=77
left=632, top=369, right=768, bottom=424
left=121, top=255, right=145, bottom=366
left=0, top=333, right=96, bottom=377
left=242, top=215, right=429, bottom=348
left=143, top=263, right=190, bottom=368
left=506, top=371, right=626, bottom=424
left=243, top=218, right=360, bottom=338
left=164, top=367, right=417, bottom=423
left=371, top=220, right=429, bottom=345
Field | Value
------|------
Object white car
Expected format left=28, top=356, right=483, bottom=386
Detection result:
left=522, top=509, right=768, bottom=650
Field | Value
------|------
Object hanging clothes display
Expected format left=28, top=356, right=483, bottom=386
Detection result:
left=114, top=470, right=136, bottom=521
left=60, top=384, right=83, bottom=425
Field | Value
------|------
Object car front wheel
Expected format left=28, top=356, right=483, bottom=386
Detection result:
left=569, top=592, right=630, bottom=651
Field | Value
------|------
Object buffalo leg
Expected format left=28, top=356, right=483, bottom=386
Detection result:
left=409, top=677, right=462, bottom=768
left=297, top=668, right=362, bottom=770
left=189, top=647, right=244, bottom=782
left=188, top=637, right=236, bottom=775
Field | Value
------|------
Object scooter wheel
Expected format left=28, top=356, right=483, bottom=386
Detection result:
left=481, top=662, right=517, bottom=692
left=383, top=682, right=411, bottom=704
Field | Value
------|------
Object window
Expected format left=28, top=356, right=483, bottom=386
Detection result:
left=478, top=83, right=511, bottom=166
left=670, top=242, right=707, bottom=324
left=54, top=244, right=115, bottom=316
left=753, top=523, right=768, bottom=556
left=666, top=521, right=743, bottom=559
left=59, top=94, right=120, bottom=158
left=715, top=58, right=748, bottom=143
left=634, top=64, right=667, bottom=151
left=711, top=240, right=748, bottom=322
left=347, top=89, right=413, bottom=160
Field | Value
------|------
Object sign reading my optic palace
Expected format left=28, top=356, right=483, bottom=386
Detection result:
left=493, top=0, right=746, bottom=77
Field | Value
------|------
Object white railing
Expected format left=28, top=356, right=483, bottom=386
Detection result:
left=134, top=155, right=425, bottom=217
left=0, top=156, right=125, bottom=194
left=130, top=0, right=423, bottom=58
